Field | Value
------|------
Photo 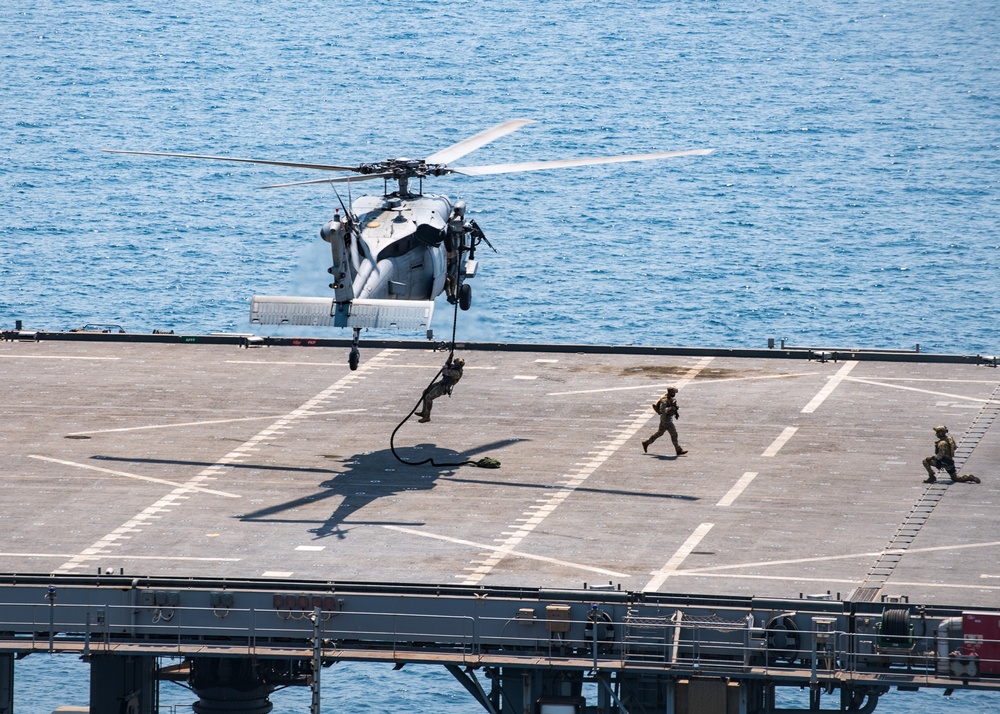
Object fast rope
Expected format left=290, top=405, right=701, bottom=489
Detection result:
left=389, top=280, right=500, bottom=469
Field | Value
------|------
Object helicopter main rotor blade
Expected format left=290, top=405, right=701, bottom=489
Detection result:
left=423, top=119, right=536, bottom=166
left=103, top=149, right=360, bottom=173
left=257, top=173, right=394, bottom=189
left=452, top=148, right=714, bottom=176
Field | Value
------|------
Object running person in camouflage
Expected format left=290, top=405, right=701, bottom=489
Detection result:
left=417, top=357, right=465, bottom=423
left=922, top=425, right=980, bottom=483
left=642, top=387, right=688, bottom=456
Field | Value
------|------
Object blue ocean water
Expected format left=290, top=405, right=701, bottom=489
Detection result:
left=3, top=0, right=999, bottom=711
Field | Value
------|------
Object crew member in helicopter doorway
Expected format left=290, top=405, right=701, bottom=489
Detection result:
left=642, top=387, right=688, bottom=456
left=417, top=357, right=465, bottom=423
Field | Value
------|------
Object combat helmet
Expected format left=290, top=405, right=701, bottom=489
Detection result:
left=934, top=425, right=948, bottom=436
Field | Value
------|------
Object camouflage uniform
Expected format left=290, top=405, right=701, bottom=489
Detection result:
left=922, top=426, right=980, bottom=483
left=418, top=358, right=465, bottom=423
left=642, top=388, right=687, bottom=456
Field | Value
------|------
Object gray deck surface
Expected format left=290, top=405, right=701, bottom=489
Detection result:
left=1, top=338, right=997, bottom=608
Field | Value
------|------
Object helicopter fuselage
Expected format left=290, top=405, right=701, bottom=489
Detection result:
left=106, top=118, right=710, bottom=369
left=322, top=193, right=459, bottom=306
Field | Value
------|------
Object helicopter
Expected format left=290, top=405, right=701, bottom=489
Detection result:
left=107, top=120, right=712, bottom=369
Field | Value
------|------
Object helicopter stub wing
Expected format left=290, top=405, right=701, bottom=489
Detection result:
left=452, top=148, right=714, bottom=176
left=249, top=296, right=434, bottom=331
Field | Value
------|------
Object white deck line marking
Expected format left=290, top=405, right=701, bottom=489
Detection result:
left=262, top=571, right=293, bottom=578
left=225, top=360, right=495, bottom=370
left=761, top=427, right=798, bottom=457
left=0, top=552, right=239, bottom=562
left=0, top=355, right=119, bottom=361
left=644, top=523, right=714, bottom=592
left=801, top=360, right=858, bottom=413
left=460, top=357, right=715, bottom=586
left=66, top=410, right=366, bottom=435
left=547, top=372, right=818, bottom=396
left=669, top=539, right=1000, bottom=575
left=659, top=571, right=1000, bottom=592
left=384, top=526, right=629, bottom=577
left=716, top=472, right=758, bottom=507
left=51, top=348, right=400, bottom=575
left=862, top=377, right=999, bottom=383
left=842, top=377, right=994, bottom=403
left=28, top=455, right=240, bottom=498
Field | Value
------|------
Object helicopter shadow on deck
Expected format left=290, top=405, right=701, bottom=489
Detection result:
left=237, top=439, right=524, bottom=540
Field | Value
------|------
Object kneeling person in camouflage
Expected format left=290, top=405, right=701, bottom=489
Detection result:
left=922, top=425, right=980, bottom=484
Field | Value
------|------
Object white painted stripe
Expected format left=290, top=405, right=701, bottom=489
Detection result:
left=225, top=360, right=495, bottom=370
left=0, top=355, right=119, bottom=361
left=0, top=552, right=239, bottom=562
left=668, top=539, right=1000, bottom=577
left=66, top=409, right=367, bottom=436
left=801, top=360, right=858, bottom=413
left=457, top=356, right=715, bottom=586
left=262, top=571, right=293, bottom=578
left=513, top=375, right=537, bottom=380
left=295, top=545, right=325, bottom=552
left=51, top=349, right=398, bottom=575
left=716, top=472, right=758, bottom=507
left=655, top=571, right=1000, bottom=593
left=761, top=427, right=798, bottom=457
left=28, top=455, right=241, bottom=498
left=384, top=526, right=629, bottom=577
left=644, top=523, right=714, bottom=592
left=547, top=372, right=819, bottom=396
left=843, top=377, right=993, bottom=403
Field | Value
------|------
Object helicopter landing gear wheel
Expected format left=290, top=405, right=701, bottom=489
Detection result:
left=459, top=282, right=472, bottom=311
left=349, top=327, right=361, bottom=371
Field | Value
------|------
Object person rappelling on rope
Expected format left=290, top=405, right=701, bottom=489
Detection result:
left=417, top=357, right=465, bottom=423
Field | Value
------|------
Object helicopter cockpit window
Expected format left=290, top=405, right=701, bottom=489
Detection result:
left=377, top=235, right=419, bottom=262
left=414, top=223, right=446, bottom=247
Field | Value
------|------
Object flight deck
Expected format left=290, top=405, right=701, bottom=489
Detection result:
left=1, top=334, right=998, bottom=609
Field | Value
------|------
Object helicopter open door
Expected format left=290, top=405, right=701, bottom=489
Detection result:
left=249, top=296, right=434, bottom=331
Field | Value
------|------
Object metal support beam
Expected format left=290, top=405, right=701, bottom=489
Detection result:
left=445, top=665, right=498, bottom=714
left=90, top=654, right=157, bottom=714
left=598, top=674, right=631, bottom=714
left=0, top=654, right=12, bottom=714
